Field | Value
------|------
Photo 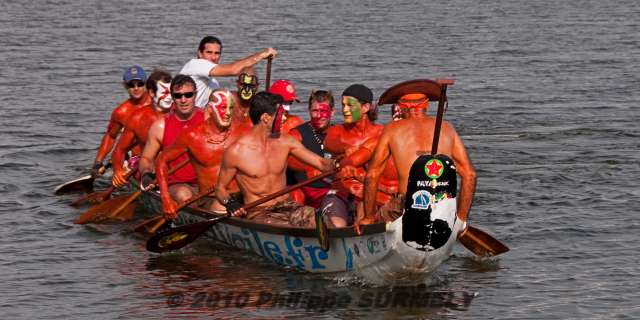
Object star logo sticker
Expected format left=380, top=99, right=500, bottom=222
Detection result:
left=425, top=159, right=444, bottom=179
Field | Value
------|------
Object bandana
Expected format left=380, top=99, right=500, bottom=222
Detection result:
left=154, top=81, right=173, bottom=110
left=398, top=93, right=428, bottom=109
left=270, top=105, right=286, bottom=138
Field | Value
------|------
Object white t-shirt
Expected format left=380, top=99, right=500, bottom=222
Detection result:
left=179, top=58, right=220, bottom=108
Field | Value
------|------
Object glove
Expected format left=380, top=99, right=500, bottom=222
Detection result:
left=223, top=198, right=243, bottom=216
left=140, top=172, right=156, bottom=191
left=90, top=161, right=104, bottom=178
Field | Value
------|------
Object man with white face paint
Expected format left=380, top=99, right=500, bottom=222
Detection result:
left=155, top=89, right=242, bottom=219
left=180, top=36, right=278, bottom=108
left=111, top=70, right=174, bottom=187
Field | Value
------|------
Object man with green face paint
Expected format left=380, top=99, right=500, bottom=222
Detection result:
left=320, top=84, right=384, bottom=228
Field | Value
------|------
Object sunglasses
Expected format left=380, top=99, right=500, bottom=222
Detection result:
left=172, top=92, right=195, bottom=99
left=126, top=81, right=145, bottom=89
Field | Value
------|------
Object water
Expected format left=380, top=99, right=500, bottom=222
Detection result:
left=1, top=0, right=639, bottom=318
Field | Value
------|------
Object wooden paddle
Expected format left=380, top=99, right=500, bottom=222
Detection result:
left=146, top=169, right=337, bottom=253
left=54, top=162, right=111, bottom=195
left=265, top=56, right=273, bottom=89
left=74, top=159, right=189, bottom=224
left=70, top=166, right=139, bottom=207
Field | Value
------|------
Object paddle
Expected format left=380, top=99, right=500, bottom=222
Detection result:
left=54, top=162, right=112, bottom=195
left=74, top=159, right=189, bottom=224
left=146, top=169, right=337, bottom=253
left=70, top=166, right=139, bottom=207
left=265, top=56, right=273, bottom=89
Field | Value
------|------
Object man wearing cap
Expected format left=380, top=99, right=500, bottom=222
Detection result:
left=361, top=92, right=476, bottom=233
left=268, top=79, right=305, bottom=134
left=90, top=65, right=151, bottom=177
left=138, top=75, right=205, bottom=204
left=111, top=70, right=174, bottom=187
left=180, top=36, right=277, bottom=108
left=320, top=84, right=384, bottom=228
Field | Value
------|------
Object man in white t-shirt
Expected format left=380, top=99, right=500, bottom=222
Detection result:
left=180, top=36, right=277, bottom=108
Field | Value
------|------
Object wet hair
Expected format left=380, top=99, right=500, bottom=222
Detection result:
left=170, top=74, right=196, bottom=93
left=198, top=36, right=223, bottom=53
left=249, top=91, right=283, bottom=125
left=145, top=70, right=172, bottom=93
left=308, top=90, right=334, bottom=109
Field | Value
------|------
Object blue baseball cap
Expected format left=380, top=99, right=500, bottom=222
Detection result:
left=123, top=65, right=147, bottom=83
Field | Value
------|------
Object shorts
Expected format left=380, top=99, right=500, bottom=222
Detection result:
left=246, top=200, right=316, bottom=228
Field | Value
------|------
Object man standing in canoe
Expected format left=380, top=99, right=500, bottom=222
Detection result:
left=138, top=75, right=205, bottom=204
left=155, top=89, right=242, bottom=220
left=180, top=36, right=277, bottom=108
left=361, top=91, right=477, bottom=234
left=214, top=92, right=336, bottom=227
left=90, top=65, right=151, bottom=177
left=111, top=70, right=173, bottom=187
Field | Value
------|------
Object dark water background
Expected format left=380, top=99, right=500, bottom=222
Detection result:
left=1, top=0, right=639, bottom=319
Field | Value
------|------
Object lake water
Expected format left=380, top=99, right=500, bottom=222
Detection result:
left=1, top=0, right=639, bottom=319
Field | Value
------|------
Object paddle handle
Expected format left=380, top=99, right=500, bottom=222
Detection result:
left=265, top=56, right=273, bottom=89
left=431, top=84, right=448, bottom=155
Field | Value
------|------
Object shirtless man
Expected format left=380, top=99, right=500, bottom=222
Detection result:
left=362, top=92, right=477, bottom=231
left=155, top=89, right=241, bottom=220
left=321, top=84, right=383, bottom=227
left=215, top=92, right=335, bottom=227
left=230, top=67, right=259, bottom=132
left=111, top=70, right=173, bottom=187
left=91, top=65, right=151, bottom=176
left=139, top=75, right=205, bottom=203
left=269, top=79, right=304, bottom=134
left=180, top=36, right=277, bottom=108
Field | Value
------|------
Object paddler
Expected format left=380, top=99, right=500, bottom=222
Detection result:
left=361, top=92, right=477, bottom=236
left=214, top=92, right=336, bottom=227
left=90, top=65, right=151, bottom=177
left=179, top=36, right=277, bottom=108
left=230, top=67, right=259, bottom=132
left=321, top=84, right=384, bottom=227
left=286, top=90, right=336, bottom=208
left=268, top=79, right=305, bottom=134
left=138, top=75, right=205, bottom=203
left=111, top=70, right=173, bottom=187
left=155, top=89, right=243, bottom=220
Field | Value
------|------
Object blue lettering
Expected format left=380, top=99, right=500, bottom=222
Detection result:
left=304, top=245, right=328, bottom=269
left=249, top=229, right=266, bottom=257
left=284, top=235, right=306, bottom=269
left=263, top=241, right=284, bottom=265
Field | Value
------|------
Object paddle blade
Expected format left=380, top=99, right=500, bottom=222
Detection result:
left=458, top=225, right=509, bottom=257
left=55, top=175, right=94, bottom=195
left=315, top=210, right=330, bottom=251
left=146, top=217, right=225, bottom=253
left=74, top=194, right=135, bottom=224
left=70, top=189, right=112, bottom=207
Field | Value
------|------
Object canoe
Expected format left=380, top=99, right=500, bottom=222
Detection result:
left=138, top=189, right=465, bottom=282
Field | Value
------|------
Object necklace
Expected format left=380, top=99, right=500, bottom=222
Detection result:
left=309, top=123, right=331, bottom=158
left=206, top=127, right=230, bottom=144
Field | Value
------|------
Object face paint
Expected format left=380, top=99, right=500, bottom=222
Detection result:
left=237, top=73, right=258, bottom=101
left=154, top=81, right=173, bottom=110
left=310, top=103, right=332, bottom=129
left=280, top=103, right=291, bottom=112
left=208, top=90, right=234, bottom=128
left=344, top=96, right=362, bottom=123
left=270, top=105, right=286, bottom=138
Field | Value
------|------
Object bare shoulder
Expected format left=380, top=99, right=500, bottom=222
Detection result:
left=325, top=124, right=344, bottom=137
